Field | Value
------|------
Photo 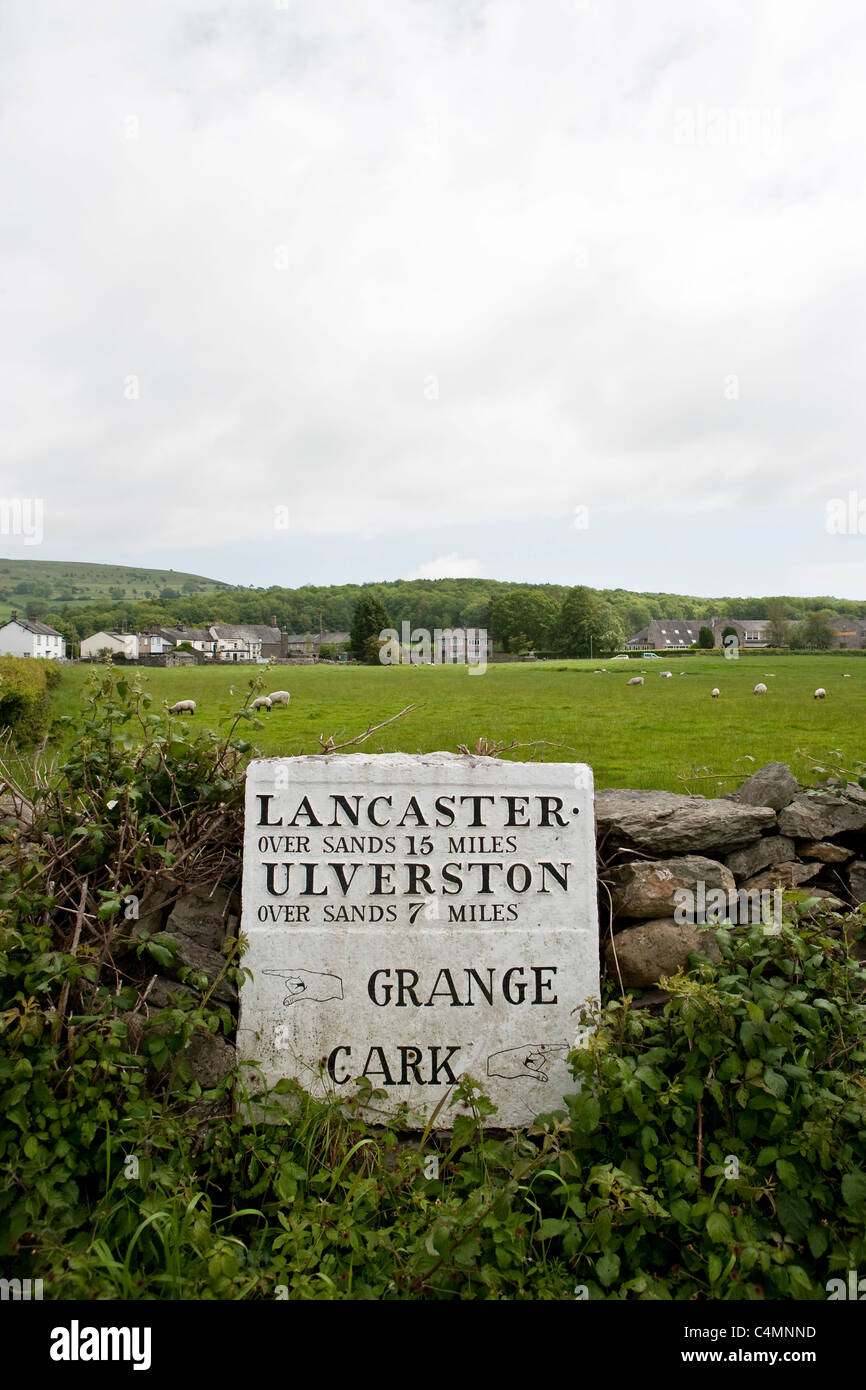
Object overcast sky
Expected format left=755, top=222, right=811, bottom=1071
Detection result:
left=2, top=0, right=865, bottom=597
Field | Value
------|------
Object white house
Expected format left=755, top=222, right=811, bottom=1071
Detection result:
left=81, top=630, right=139, bottom=661
left=137, top=631, right=174, bottom=655
left=209, top=624, right=275, bottom=662
left=0, top=614, right=65, bottom=659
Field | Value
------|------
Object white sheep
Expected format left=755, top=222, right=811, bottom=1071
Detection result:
left=843, top=673, right=851, bottom=678
left=268, top=690, right=291, bottom=706
left=753, top=683, right=767, bottom=695
left=168, top=699, right=196, bottom=715
left=814, top=687, right=826, bottom=699
left=660, top=671, right=673, bottom=678
left=627, top=676, right=644, bottom=686
left=251, top=696, right=272, bottom=712
left=711, top=688, right=720, bottom=698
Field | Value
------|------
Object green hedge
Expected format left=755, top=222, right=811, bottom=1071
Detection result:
left=0, top=657, right=55, bottom=741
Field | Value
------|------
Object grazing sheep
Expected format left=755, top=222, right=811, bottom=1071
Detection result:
left=660, top=670, right=673, bottom=678
left=711, top=688, right=720, bottom=698
left=168, top=699, right=196, bottom=715
left=268, top=690, right=291, bottom=706
left=843, top=673, right=851, bottom=678
left=814, top=687, right=826, bottom=699
left=251, top=696, right=272, bottom=712
left=753, top=683, right=767, bottom=695
left=627, top=676, right=644, bottom=686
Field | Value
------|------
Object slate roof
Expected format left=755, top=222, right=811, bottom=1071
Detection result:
left=4, top=618, right=63, bottom=637
left=628, top=618, right=771, bottom=648
left=210, top=625, right=281, bottom=642
left=153, top=627, right=213, bottom=644
left=285, top=630, right=350, bottom=646
left=629, top=620, right=708, bottom=646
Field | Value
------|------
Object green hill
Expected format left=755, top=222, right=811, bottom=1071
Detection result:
left=1, top=557, right=863, bottom=656
left=0, top=558, right=231, bottom=623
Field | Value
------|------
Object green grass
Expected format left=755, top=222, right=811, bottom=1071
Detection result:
left=48, top=654, right=865, bottom=794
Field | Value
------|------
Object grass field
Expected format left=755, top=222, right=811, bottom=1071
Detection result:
left=47, top=654, right=866, bottom=794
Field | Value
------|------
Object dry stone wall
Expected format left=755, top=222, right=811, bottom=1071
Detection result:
left=600, top=762, right=866, bottom=990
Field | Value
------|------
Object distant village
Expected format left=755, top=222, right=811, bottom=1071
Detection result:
left=0, top=611, right=351, bottom=664
left=625, top=615, right=866, bottom=651
left=1, top=607, right=864, bottom=663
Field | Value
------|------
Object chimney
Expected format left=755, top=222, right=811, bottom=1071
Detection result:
left=270, top=614, right=277, bottom=628
left=10, top=609, right=17, bottom=622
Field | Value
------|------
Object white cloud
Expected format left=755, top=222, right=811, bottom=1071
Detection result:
left=1, top=0, right=865, bottom=594
left=784, top=560, right=866, bottom=601
left=408, top=552, right=483, bottom=579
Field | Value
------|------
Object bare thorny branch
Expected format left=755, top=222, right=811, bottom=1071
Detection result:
left=316, top=704, right=418, bottom=753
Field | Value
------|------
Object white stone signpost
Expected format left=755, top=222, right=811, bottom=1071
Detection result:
left=238, top=752, right=599, bottom=1128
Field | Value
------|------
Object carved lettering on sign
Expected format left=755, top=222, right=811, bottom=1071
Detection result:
left=238, top=753, right=599, bottom=1128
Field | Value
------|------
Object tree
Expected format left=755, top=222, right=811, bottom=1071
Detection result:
left=766, top=602, right=792, bottom=648
left=617, top=598, right=653, bottom=639
left=697, top=626, right=715, bottom=649
left=488, top=590, right=559, bottom=653
left=350, top=595, right=392, bottom=663
left=362, top=633, right=385, bottom=664
left=40, top=611, right=80, bottom=653
left=552, top=588, right=623, bottom=657
left=797, top=611, right=835, bottom=650
left=592, top=600, right=625, bottom=652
